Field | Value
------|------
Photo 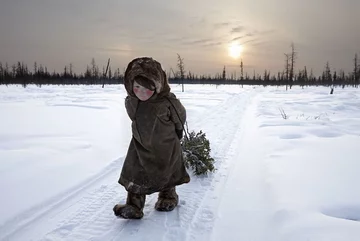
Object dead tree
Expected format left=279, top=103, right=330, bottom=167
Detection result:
left=289, top=42, right=297, bottom=89
left=102, top=58, right=110, bottom=88
left=240, top=59, right=244, bottom=80
left=324, top=61, right=334, bottom=94
left=284, top=53, right=290, bottom=90
left=354, top=53, right=359, bottom=87
left=222, top=66, right=226, bottom=80
left=177, top=54, right=185, bottom=92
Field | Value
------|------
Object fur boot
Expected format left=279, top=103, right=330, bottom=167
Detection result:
left=155, top=187, right=179, bottom=211
left=113, top=192, right=145, bottom=219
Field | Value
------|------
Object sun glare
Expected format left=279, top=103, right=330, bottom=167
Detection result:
left=228, top=42, right=243, bottom=59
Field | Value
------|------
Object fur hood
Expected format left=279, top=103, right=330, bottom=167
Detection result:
left=124, top=57, right=171, bottom=97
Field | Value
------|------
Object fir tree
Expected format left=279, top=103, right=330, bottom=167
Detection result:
left=182, top=130, right=215, bottom=176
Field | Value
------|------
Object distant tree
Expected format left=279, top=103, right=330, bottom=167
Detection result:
left=108, top=66, right=112, bottom=79
left=34, top=62, right=38, bottom=77
left=177, top=53, right=185, bottom=92
left=277, top=72, right=281, bottom=85
left=116, top=68, right=121, bottom=79
left=284, top=53, right=290, bottom=90
left=354, top=53, right=359, bottom=87
left=63, top=65, right=68, bottom=78
left=69, top=63, right=73, bottom=78
left=309, top=68, right=314, bottom=84
left=263, top=69, right=270, bottom=86
left=325, top=61, right=332, bottom=83
left=84, top=65, right=92, bottom=79
left=289, top=42, right=297, bottom=89
left=240, top=59, right=244, bottom=80
left=39, top=64, right=44, bottom=76
left=91, top=58, right=99, bottom=80
left=177, top=53, right=185, bottom=79
left=303, top=66, right=308, bottom=82
left=187, top=71, right=195, bottom=80
left=304, top=66, right=309, bottom=85
left=222, top=66, right=226, bottom=80
left=102, top=58, right=111, bottom=88
left=0, top=62, right=3, bottom=84
left=11, top=64, right=16, bottom=78
left=4, top=63, right=10, bottom=81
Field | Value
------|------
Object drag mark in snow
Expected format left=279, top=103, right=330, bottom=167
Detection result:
left=0, top=158, right=124, bottom=241
left=41, top=183, right=124, bottom=241
left=181, top=92, right=255, bottom=241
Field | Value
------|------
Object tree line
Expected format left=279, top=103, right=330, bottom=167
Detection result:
left=1, top=45, right=359, bottom=89
left=0, top=58, right=123, bottom=87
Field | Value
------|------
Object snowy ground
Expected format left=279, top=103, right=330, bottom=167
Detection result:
left=0, top=84, right=359, bottom=241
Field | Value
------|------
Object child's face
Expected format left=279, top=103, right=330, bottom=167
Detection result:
left=133, top=81, right=155, bottom=101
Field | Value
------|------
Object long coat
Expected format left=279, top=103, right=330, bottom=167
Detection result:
left=118, top=57, right=190, bottom=195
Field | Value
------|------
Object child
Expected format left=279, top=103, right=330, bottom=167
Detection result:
left=113, top=57, right=190, bottom=219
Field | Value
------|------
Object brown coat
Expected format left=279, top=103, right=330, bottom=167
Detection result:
left=118, top=57, right=190, bottom=195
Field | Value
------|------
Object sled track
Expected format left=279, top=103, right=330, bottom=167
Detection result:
left=182, top=92, right=254, bottom=240
left=108, top=92, right=255, bottom=241
left=0, top=158, right=125, bottom=241
left=0, top=91, right=255, bottom=241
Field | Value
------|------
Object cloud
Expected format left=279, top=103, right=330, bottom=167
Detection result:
left=257, top=29, right=276, bottom=35
left=94, top=47, right=133, bottom=53
left=202, top=41, right=223, bottom=47
left=242, top=39, right=259, bottom=45
left=177, top=35, right=227, bottom=48
left=231, top=33, right=254, bottom=42
left=181, top=38, right=215, bottom=45
left=213, top=22, right=231, bottom=29
left=231, top=26, right=245, bottom=33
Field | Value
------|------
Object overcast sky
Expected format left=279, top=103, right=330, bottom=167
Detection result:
left=1, top=0, right=359, bottom=77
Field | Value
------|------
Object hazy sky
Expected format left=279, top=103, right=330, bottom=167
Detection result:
left=1, top=0, right=359, bottom=77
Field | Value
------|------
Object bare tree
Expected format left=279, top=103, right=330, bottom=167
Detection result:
left=177, top=54, right=185, bottom=79
left=0, top=62, right=3, bottom=84
left=69, top=63, right=73, bottom=78
left=289, top=42, right=297, bottom=89
left=324, top=61, right=334, bottom=93
left=284, top=53, right=290, bottom=90
left=34, top=62, right=38, bottom=78
left=63, top=65, right=68, bottom=78
left=91, top=58, right=99, bottom=80
left=102, top=58, right=110, bottom=88
left=177, top=53, right=185, bottom=92
left=354, top=53, right=359, bottom=87
left=240, top=59, right=244, bottom=80
left=303, top=66, right=308, bottom=88
left=12, top=64, right=16, bottom=78
left=222, top=66, right=226, bottom=80
left=108, top=66, right=112, bottom=79
left=325, top=61, right=332, bottom=81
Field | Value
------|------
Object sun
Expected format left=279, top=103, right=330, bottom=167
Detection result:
left=228, top=42, right=243, bottom=59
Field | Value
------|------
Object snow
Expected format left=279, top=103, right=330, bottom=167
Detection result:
left=0, top=84, right=359, bottom=241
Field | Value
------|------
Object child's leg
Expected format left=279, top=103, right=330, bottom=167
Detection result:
left=113, top=192, right=146, bottom=219
left=155, top=187, right=179, bottom=211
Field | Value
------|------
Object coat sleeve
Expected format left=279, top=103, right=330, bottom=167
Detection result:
left=125, top=96, right=139, bottom=121
left=169, top=98, right=186, bottom=131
